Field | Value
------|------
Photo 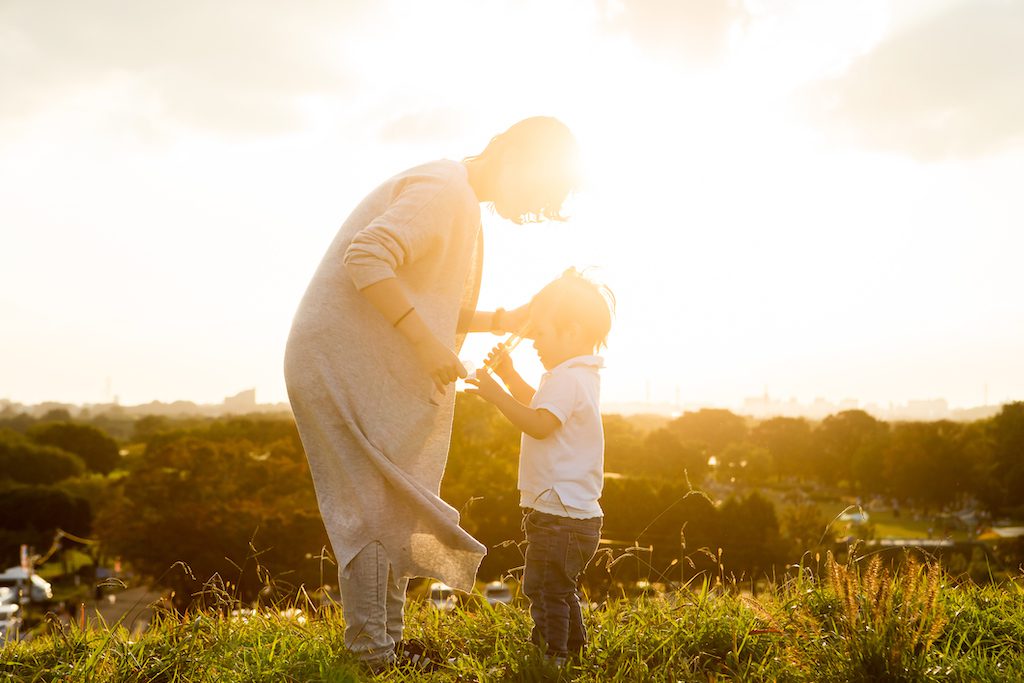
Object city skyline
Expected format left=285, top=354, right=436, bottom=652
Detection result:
left=0, top=387, right=1009, bottom=425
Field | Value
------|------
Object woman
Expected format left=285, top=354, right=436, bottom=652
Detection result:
left=284, top=116, right=580, bottom=668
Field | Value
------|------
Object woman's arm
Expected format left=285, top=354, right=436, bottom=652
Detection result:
left=340, top=169, right=469, bottom=393
left=456, top=304, right=531, bottom=334
left=459, top=310, right=500, bottom=334
left=357, top=277, right=466, bottom=393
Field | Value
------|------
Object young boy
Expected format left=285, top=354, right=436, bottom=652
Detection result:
left=465, top=269, right=614, bottom=664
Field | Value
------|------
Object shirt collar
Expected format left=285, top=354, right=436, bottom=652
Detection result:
left=545, top=354, right=604, bottom=374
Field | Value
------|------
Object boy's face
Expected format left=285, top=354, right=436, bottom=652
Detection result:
left=527, top=307, right=590, bottom=370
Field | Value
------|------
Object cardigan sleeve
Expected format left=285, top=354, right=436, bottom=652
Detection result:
left=343, top=170, right=460, bottom=290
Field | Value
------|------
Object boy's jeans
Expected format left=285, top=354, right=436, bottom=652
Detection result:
left=338, top=541, right=408, bottom=665
left=522, top=508, right=602, bottom=657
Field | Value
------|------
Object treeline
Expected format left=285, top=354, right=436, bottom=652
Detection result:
left=440, top=398, right=792, bottom=585
left=0, top=414, right=323, bottom=608
left=598, top=405, right=1024, bottom=515
left=1, top=400, right=1021, bottom=606
left=0, top=422, right=117, bottom=565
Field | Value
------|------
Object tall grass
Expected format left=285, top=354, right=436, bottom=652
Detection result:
left=3, top=554, right=1023, bottom=682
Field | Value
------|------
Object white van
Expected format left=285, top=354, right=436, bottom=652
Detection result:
left=0, top=602, right=20, bottom=642
left=483, top=580, right=512, bottom=606
left=0, top=568, right=53, bottom=603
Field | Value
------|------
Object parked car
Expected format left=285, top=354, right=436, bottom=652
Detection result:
left=427, top=582, right=457, bottom=611
left=483, top=580, right=512, bottom=606
left=838, top=510, right=870, bottom=525
left=0, top=603, right=20, bottom=642
left=0, top=568, right=53, bottom=603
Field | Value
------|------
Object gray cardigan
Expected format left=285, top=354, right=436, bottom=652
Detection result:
left=284, top=159, right=485, bottom=589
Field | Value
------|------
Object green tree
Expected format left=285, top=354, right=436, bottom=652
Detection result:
left=96, top=422, right=326, bottom=609
left=717, top=441, right=773, bottom=484
left=668, top=409, right=748, bottom=458
left=633, top=428, right=708, bottom=482
left=603, top=414, right=644, bottom=475
left=600, top=477, right=718, bottom=581
left=0, top=429, right=84, bottom=485
left=0, top=411, right=35, bottom=433
left=751, top=417, right=814, bottom=481
left=57, top=472, right=117, bottom=531
left=0, top=484, right=91, bottom=565
left=717, top=491, right=782, bottom=579
left=780, top=502, right=832, bottom=559
left=41, top=408, right=73, bottom=422
left=885, top=421, right=971, bottom=512
left=132, top=415, right=172, bottom=440
left=28, top=422, right=120, bottom=474
left=815, top=410, right=889, bottom=494
left=979, top=402, right=1024, bottom=514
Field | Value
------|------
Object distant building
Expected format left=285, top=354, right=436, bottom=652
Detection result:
left=223, top=389, right=258, bottom=413
left=896, top=398, right=949, bottom=421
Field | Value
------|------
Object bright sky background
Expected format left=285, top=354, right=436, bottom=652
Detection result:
left=2, top=0, right=1022, bottom=410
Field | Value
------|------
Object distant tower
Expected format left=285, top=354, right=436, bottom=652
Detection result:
left=645, top=380, right=651, bottom=404
left=984, top=382, right=989, bottom=406
left=224, top=389, right=258, bottom=413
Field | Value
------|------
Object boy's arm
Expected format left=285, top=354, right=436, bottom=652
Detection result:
left=490, top=392, right=561, bottom=441
left=496, top=367, right=536, bottom=405
left=484, top=342, right=535, bottom=404
left=465, top=373, right=560, bottom=440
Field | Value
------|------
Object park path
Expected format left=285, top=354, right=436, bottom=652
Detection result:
left=84, top=586, right=164, bottom=636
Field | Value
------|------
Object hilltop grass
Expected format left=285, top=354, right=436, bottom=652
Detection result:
left=3, top=555, right=1024, bottom=682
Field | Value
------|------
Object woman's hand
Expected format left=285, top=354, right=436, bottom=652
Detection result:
left=464, top=369, right=507, bottom=404
left=502, top=303, right=531, bottom=333
left=412, top=335, right=467, bottom=394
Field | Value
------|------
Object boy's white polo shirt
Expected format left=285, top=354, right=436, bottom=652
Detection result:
left=519, top=354, right=604, bottom=519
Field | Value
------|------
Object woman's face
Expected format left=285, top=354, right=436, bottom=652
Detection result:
left=492, top=159, right=570, bottom=223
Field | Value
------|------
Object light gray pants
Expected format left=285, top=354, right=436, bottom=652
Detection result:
left=339, top=541, right=408, bottom=664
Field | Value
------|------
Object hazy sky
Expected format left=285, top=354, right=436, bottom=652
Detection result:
left=2, top=0, right=1022, bottom=409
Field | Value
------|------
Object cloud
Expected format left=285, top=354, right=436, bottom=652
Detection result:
left=0, top=1, right=365, bottom=134
left=600, top=0, right=749, bottom=65
left=804, top=0, right=1024, bottom=161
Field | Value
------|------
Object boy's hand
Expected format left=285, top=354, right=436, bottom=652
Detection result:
left=464, top=369, right=507, bottom=404
left=484, top=344, right=516, bottom=381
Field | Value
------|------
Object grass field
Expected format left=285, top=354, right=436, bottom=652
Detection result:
left=809, top=500, right=974, bottom=542
left=3, top=554, right=1023, bottom=682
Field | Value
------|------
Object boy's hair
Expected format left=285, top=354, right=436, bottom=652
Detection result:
left=530, top=268, right=616, bottom=351
left=465, top=116, right=581, bottom=223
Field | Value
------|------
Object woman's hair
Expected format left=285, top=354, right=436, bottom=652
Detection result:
left=466, top=116, right=581, bottom=224
left=531, top=268, right=616, bottom=351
